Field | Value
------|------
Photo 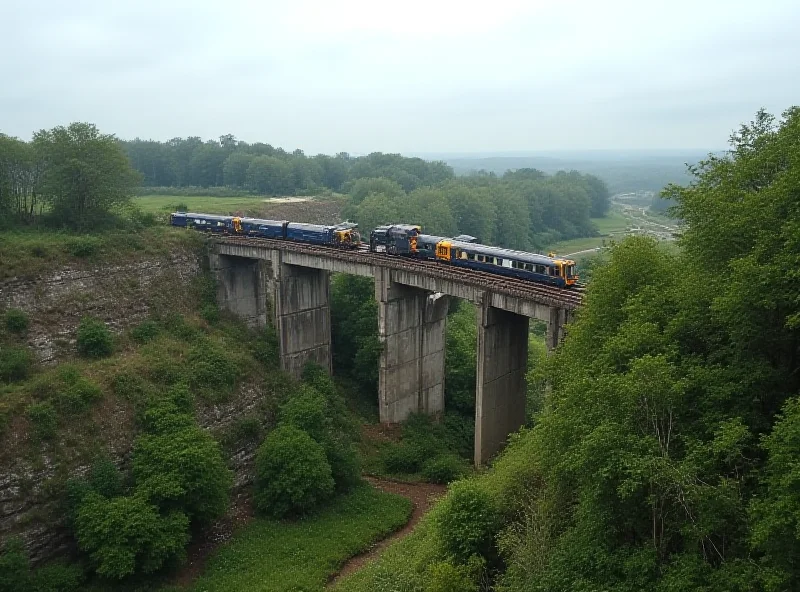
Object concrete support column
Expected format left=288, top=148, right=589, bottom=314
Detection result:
left=546, top=306, right=567, bottom=351
left=375, top=268, right=448, bottom=423
left=474, top=298, right=529, bottom=466
left=273, top=262, right=332, bottom=378
left=208, top=252, right=268, bottom=329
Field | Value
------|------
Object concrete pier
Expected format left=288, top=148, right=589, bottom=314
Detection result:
left=208, top=253, right=268, bottom=329
left=273, top=263, right=332, bottom=378
left=474, top=300, right=530, bottom=466
left=375, top=269, right=448, bottom=423
left=546, top=306, right=568, bottom=351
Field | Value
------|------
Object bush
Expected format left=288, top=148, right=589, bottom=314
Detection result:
left=433, top=480, right=500, bottom=564
left=53, top=375, right=103, bottom=414
left=4, top=309, right=29, bottom=334
left=279, top=386, right=361, bottom=491
left=30, top=562, right=84, bottom=592
left=74, top=492, right=189, bottom=579
left=251, top=327, right=279, bottom=367
left=229, top=416, right=263, bottom=443
left=0, top=347, right=33, bottom=383
left=76, top=317, right=113, bottom=358
left=66, top=236, right=102, bottom=258
left=382, top=441, right=427, bottom=474
left=254, top=425, right=334, bottom=517
left=26, top=402, right=58, bottom=440
left=133, top=416, right=232, bottom=524
left=0, top=537, right=30, bottom=592
left=130, top=320, right=160, bottom=344
left=88, top=458, right=123, bottom=498
left=425, top=560, right=480, bottom=592
left=422, top=454, right=467, bottom=484
left=175, top=202, right=189, bottom=211
left=187, top=340, right=237, bottom=401
left=200, top=304, right=219, bottom=324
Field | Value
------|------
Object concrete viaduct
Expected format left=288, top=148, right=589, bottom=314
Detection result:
left=208, top=237, right=582, bottom=466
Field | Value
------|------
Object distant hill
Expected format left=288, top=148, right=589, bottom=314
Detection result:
left=423, top=150, right=717, bottom=194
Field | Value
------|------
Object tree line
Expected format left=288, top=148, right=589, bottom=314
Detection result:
left=345, top=168, right=609, bottom=251
left=122, top=135, right=455, bottom=195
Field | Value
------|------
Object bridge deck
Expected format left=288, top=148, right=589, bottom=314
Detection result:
left=214, top=236, right=583, bottom=310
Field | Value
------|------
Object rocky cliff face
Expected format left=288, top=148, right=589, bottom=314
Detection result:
left=0, top=251, right=201, bottom=364
left=0, top=249, right=268, bottom=564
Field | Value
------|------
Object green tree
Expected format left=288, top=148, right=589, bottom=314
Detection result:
left=222, top=151, right=254, bottom=188
left=74, top=492, right=189, bottom=579
left=133, top=420, right=232, bottom=525
left=33, top=123, right=141, bottom=229
left=254, top=425, right=335, bottom=517
left=348, top=177, right=405, bottom=205
left=246, top=155, right=293, bottom=195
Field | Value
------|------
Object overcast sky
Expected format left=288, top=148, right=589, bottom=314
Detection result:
left=1, top=0, right=798, bottom=154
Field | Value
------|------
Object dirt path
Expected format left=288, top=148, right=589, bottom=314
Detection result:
left=327, top=476, right=447, bottom=587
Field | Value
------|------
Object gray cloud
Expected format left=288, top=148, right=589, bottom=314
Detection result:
left=1, top=0, right=798, bottom=153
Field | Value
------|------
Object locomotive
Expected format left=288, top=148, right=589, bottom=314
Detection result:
left=170, top=212, right=578, bottom=288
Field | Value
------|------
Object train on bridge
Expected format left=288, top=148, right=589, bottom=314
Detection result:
left=170, top=212, right=579, bottom=288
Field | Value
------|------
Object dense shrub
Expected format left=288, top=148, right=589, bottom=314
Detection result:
left=254, top=425, right=334, bottom=517
left=0, top=537, right=82, bottom=592
left=279, top=383, right=361, bottom=491
left=74, top=492, right=189, bottom=579
left=130, top=320, right=160, bottom=344
left=76, top=317, right=113, bottom=358
left=3, top=309, right=29, bottom=334
left=0, top=537, right=29, bottom=592
left=88, top=458, right=123, bottom=498
left=53, top=375, right=103, bottom=414
left=0, top=346, right=33, bottom=383
left=433, top=480, right=500, bottom=564
left=251, top=326, right=279, bottom=367
left=381, top=441, right=427, bottom=474
left=426, top=560, right=480, bottom=592
left=421, top=454, right=467, bottom=484
left=26, top=402, right=58, bottom=440
left=133, top=419, right=232, bottom=525
left=187, top=340, right=237, bottom=400
left=200, top=303, right=219, bottom=324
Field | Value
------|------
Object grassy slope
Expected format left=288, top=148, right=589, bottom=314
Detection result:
left=174, top=485, right=412, bottom=592
left=0, top=226, right=202, bottom=280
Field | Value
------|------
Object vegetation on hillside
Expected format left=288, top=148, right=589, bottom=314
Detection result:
left=336, top=108, right=800, bottom=591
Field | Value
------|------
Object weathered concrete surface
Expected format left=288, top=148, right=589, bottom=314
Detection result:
left=209, top=253, right=268, bottom=329
left=546, top=306, right=568, bottom=351
left=474, top=300, right=530, bottom=466
left=375, top=268, right=448, bottom=422
left=274, top=263, right=332, bottom=378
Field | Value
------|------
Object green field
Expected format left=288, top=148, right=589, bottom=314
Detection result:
left=133, top=195, right=267, bottom=215
left=172, top=485, right=412, bottom=592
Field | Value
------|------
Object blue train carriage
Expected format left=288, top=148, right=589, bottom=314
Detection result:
left=170, top=212, right=232, bottom=233
left=429, top=236, right=579, bottom=287
left=230, top=216, right=288, bottom=239
left=369, top=224, right=421, bottom=253
left=284, top=222, right=362, bottom=248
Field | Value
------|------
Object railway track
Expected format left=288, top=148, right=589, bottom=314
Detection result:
left=214, top=236, right=584, bottom=309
